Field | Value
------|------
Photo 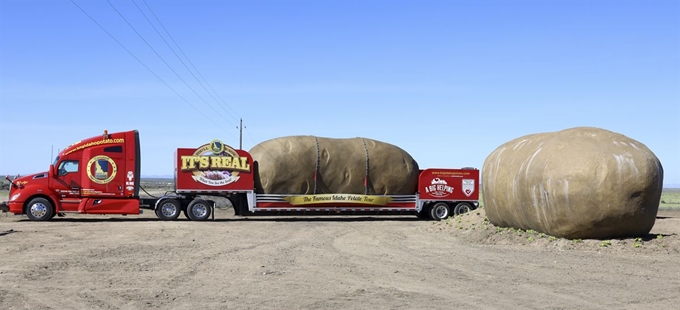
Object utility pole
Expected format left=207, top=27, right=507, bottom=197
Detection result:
left=239, top=118, right=243, bottom=150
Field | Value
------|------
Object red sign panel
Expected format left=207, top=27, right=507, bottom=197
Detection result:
left=418, top=168, right=479, bottom=201
left=175, top=140, right=254, bottom=192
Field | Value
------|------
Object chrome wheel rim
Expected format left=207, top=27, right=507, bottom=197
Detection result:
left=161, top=203, right=178, bottom=217
left=30, top=203, right=47, bottom=218
left=434, top=205, right=448, bottom=218
left=191, top=203, right=208, bottom=218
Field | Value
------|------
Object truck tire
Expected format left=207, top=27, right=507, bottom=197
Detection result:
left=25, top=197, right=54, bottom=221
left=155, top=199, right=181, bottom=221
left=454, top=202, right=472, bottom=215
left=429, top=202, right=450, bottom=220
left=186, top=199, right=212, bottom=221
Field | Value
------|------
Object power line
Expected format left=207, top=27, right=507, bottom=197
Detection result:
left=106, top=0, right=238, bottom=129
left=131, top=0, right=239, bottom=124
left=70, top=0, right=223, bottom=128
left=140, top=0, right=241, bottom=121
left=245, top=126, right=258, bottom=148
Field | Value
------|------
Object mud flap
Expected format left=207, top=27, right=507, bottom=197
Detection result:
left=0, top=201, right=8, bottom=213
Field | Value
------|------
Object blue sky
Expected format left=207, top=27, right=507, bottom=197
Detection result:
left=0, top=0, right=678, bottom=187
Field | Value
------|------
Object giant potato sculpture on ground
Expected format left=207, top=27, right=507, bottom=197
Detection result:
left=250, top=136, right=420, bottom=195
left=482, top=127, right=664, bottom=239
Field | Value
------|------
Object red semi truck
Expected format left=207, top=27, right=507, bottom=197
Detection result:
left=1, top=130, right=479, bottom=221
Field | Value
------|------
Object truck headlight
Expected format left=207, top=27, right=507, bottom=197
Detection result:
left=10, top=193, right=20, bottom=201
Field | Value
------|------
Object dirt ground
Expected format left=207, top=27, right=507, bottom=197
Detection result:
left=1, top=207, right=679, bottom=310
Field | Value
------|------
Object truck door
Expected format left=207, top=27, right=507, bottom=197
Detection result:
left=53, top=159, right=82, bottom=211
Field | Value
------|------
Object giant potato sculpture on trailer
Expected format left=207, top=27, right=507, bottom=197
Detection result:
left=249, top=136, right=420, bottom=195
left=482, top=127, right=664, bottom=239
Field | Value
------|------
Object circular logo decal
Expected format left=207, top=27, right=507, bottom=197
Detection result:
left=87, top=155, right=118, bottom=184
left=210, top=139, right=225, bottom=154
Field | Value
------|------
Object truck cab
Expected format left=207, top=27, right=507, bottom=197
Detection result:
left=5, top=130, right=142, bottom=220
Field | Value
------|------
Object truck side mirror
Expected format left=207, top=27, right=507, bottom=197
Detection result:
left=49, top=164, right=56, bottom=177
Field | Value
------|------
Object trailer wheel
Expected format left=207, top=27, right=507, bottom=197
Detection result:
left=186, top=199, right=212, bottom=221
left=156, top=199, right=181, bottom=221
left=25, top=197, right=54, bottom=221
left=429, top=202, right=450, bottom=220
left=454, top=202, right=472, bottom=215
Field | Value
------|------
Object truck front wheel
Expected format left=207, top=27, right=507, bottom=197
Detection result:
left=429, top=202, right=450, bottom=220
left=25, top=198, right=54, bottom=221
left=156, top=199, right=181, bottom=221
left=186, top=199, right=212, bottom=221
